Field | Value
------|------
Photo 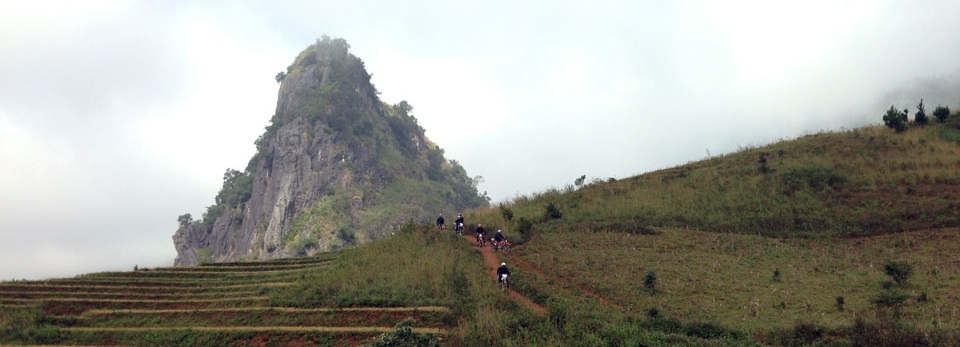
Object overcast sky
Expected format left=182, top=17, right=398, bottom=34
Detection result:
left=3, top=0, right=960, bottom=280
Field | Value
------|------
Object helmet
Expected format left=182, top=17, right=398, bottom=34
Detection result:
left=497, top=229, right=502, bottom=233
left=501, top=262, right=506, bottom=266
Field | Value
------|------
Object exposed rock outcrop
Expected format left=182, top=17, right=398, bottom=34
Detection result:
left=173, top=37, right=488, bottom=265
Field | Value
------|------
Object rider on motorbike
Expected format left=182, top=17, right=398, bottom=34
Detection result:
left=436, top=214, right=445, bottom=230
left=455, top=213, right=465, bottom=232
left=476, top=224, right=486, bottom=245
left=493, top=229, right=506, bottom=244
left=497, top=262, right=510, bottom=284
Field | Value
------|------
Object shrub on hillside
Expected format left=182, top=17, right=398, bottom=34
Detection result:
left=933, top=105, right=950, bottom=123
left=544, top=202, right=562, bottom=219
left=882, top=105, right=909, bottom=133
left=365, top=318, right=440, bottom=347
left=883, top=260, right=913, bottom=286
left=643, top=270, right=657, bottom=294
left=914, top=99, right=928, bottom=126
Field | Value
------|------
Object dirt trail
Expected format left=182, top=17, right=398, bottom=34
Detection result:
left=462, top=235, right=547, bottom=316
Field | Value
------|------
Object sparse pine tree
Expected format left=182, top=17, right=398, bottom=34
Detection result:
left=934, top=105, right=951, bottom=123
left=915, top=99, right=928, bottom=125
left=882, top=105, right=908, bottom=133
left=884, top=260, right=913, bottom=286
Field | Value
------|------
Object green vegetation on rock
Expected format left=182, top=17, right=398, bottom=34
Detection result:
left=173, top=36, right=488, bottom=265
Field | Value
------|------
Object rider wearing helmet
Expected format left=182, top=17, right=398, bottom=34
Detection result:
left=497, top=262, right=510, bottom=283
left=455, top=213, right=465, bottom=232
left=493, top=229, right=506, bottom=243
left=436, top=214, right=445, bottom=230
left=475, top=223, right=486, bottom=244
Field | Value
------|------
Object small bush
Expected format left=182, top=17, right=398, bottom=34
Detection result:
left=914, top=99, right=928, bottom=126
left=882, top=105, right=909, bottom=133
left=364, top=318, right=440, bottom=347
left=883, top=260, right=913, bottom=286
left=772, top=268, right=782, bottom=282
left=544, top=202, right=562, bottom=219
left=758, top=153, right=772, bottom=174
left=933, top=105, right=950, bottom=123
left=643, top=270, right=657, bottom=294
left=835, top=296, right=845, bottom=312
left=646, top=307, right=660, bottom=318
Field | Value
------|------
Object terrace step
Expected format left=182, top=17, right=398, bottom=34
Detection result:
left=60, top=326, right=447, bottom=334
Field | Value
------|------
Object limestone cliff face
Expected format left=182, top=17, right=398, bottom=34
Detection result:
left=173, top=37, right=488, bottom=265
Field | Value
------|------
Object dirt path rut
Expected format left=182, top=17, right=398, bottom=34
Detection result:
left=462, top=235, right=547, bottom=316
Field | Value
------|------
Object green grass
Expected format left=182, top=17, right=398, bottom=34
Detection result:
left=481, top=125, right=960, bottom=239
left=520, top=228, right=960, bottom=332
left=6, top=120, right=960, bottom=345
left=462, top=120, right=960, bottom=346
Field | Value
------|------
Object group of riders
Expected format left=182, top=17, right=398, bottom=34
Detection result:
left=436, top=213, right=511, bottom=288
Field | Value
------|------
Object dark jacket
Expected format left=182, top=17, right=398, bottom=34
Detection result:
left=493, top=232, right=505, bottom=242
left=497, top=265, right=510, bottom=276
left=436, top=216, right=444, bottom=226
left=476, top=226, right=485, bottom=235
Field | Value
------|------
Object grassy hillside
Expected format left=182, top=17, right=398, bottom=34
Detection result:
left=504, top=124, right=959, bottom=238
left=460, top=117, right=960, bottom=346
left=6, top=118, right=960, bottom=346
left=2, top=226, right=746, bottom=346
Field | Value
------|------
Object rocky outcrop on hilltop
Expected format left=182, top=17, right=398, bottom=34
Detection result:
left=173, top=37, right=488, bottom=265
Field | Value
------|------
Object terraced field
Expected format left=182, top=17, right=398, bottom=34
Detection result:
left=0, top=256, right=451, bottom=346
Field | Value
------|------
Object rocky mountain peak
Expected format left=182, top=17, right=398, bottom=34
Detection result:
left=173, top=37, right=488, bottom=266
